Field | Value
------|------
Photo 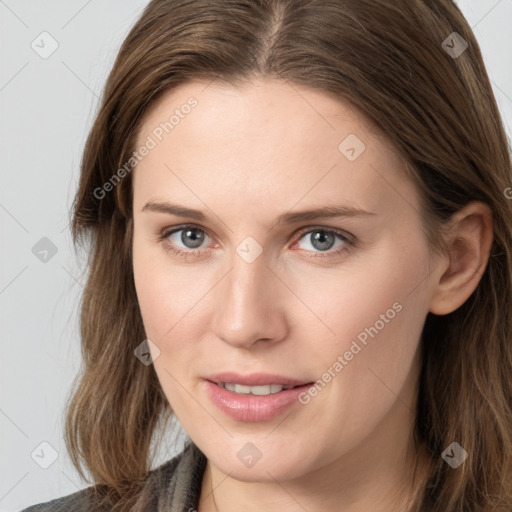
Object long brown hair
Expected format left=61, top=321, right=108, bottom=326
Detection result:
left=66, top=0, right=512, bottom=510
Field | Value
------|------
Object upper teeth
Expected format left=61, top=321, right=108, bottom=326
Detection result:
left=219, top=383, right=292, bottom=395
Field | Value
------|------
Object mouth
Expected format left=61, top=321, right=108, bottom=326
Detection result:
left=211, top=382, right=307, bottom=395
left=205, top=372, right=314, bottom=397
left=203, top=377, right=316, bottom=422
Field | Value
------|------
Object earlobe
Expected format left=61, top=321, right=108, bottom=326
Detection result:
left=428, top=201, right=493, bottom=316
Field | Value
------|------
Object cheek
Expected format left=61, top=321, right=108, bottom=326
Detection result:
left=132, top=237, right=213, bottom=350
left=301, top=238, right=429, bottom=405
left=132, top=241, right=201, bottom=405
left=132, top=235, right=180, bottom=346
left=132, top=240, right=163, bottom=331
left=292, top=240, right=427, bottom=353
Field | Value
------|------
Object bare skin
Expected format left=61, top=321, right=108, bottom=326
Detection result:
left=131, top=78, right=493, bottom=512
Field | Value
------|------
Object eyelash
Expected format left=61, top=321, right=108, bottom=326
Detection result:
left=158, top=224, right=355, bottom=260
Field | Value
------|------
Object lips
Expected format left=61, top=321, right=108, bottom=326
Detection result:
left=204, top=379, right=315, bottom=422
left=206, top=371, right=312, bottom=387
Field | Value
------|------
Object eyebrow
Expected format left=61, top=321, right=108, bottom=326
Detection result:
left=141, top=200, right=376, bottom=225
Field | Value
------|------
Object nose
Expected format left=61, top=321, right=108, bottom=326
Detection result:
left=212, top=253, right=288, bottom=350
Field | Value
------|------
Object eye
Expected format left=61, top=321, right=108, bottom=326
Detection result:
left=292, top=227, right=354, bottom=258
left=158, top=224, right=355, bottom=260
left=160, top=225, right=212, bottom=257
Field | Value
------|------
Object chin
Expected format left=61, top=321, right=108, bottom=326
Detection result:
left=206, top=442, right=316, bottom=482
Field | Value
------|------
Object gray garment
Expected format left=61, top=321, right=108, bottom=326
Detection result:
left=20, top=442, right=207, bottom=512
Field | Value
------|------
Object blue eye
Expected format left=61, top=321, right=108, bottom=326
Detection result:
left=160, top=225, right=211, bottom=258
left=159, top=224, right=354, bottom=260
left=293, top=227, right=353, bottom=258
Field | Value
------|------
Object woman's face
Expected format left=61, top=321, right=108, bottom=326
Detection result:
left=131, top=78, right=442, bottom=483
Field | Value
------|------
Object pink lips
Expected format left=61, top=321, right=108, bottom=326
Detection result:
left=204, top=372, right=314, bottom=422
left=206, top=372, right=312, bottom=387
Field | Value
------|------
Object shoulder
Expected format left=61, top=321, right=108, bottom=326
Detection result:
left=20, top=443, right=205, bottom=512
left=18, top=485, right=98, bottom=512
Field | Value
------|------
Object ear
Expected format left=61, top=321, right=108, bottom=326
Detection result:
left=429, top=201, right=493, bottom=316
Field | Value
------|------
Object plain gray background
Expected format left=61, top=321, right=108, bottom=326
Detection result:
left=1, top=1, right=511, bottom=510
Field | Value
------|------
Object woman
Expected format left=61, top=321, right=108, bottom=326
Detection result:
left=22, top=0, right=512, bottom=511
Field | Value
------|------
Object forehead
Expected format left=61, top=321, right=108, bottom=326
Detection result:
left=133, top=79, right=415, bottom=218
left=137, top=78, right=381, bottom=149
